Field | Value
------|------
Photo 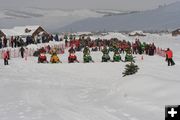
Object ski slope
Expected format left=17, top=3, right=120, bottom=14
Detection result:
left=0, top=33, right=180, bottom=120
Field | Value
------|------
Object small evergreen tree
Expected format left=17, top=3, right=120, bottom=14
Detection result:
left=122, top=62, right=139, bottom=77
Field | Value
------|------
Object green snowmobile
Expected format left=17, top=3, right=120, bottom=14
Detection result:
left=83, top=54, right=93, bottom=63
left=102, top=54, right=110, bottom=62
left=112, top=47, right=121, bottom=62
left=83, top=46, right=94, bottom=63
left=125, top=53, right=135, bottom=62
left=113, top=53, right=121, bottom=62
left=101, top=47, right=111, bottom=62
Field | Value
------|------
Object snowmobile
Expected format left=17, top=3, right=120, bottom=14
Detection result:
left=125, top=54, right=135, bottom=62
left=50, top=53, right=61, bottom=63
left=113, top=53, right=121, bottom=62
left=83, top=46, right=94, bottom=63
left=83, top=54, right=94, bottom=63
left=102, top=54, right=111, bottom=62
left=101, top=46, right=111, bottom=62
left=38, top=53, right=48, bottom=63
left=68, top=53, right=79, bottom=63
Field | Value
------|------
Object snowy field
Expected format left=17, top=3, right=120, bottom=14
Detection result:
left=0, top=33, right=180, bottom=120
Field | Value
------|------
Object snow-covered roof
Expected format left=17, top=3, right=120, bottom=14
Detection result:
left=76, top=32, right=92, bottom=36
left=90, top=35, right=101, bottom=40
left=89, top=32, right=127, bottom=40
left=1, top=25, right=41, bottom=37
left=13, top=25, right=40, bottom=36
left=101, top=32, right=127, bottom=40
left=1, top=29, right=18, bottom=37
left=129, top=30, right=145, bottom=36
left=177, top=29, right=180, bottom=32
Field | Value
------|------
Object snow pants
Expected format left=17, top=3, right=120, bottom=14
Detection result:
left=4, top=59, right=8, bottom=65
left=167, top=58, right=175, bottom=66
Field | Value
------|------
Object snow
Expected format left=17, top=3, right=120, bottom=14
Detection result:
left=89, top=32, right=127, bottom=40
left=13, top=25, right=40, bottom=35
left=129, top=31, right=145, bottom=36
left=75, top=32, right=92, bottom=36
left=90, top=35, right=101, bottom=40
left=95, top=9, right=126, bottom=14
left=0, top=33, right=180, bottom=120
left=1, top=25, right=41, bottom=37
left=102, top=32, right=127, bottom=40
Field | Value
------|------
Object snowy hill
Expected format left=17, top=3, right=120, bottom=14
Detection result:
left=59, top=2, right=180, bottom=32
left=0, top=8, right=127, bottom=32
left=0, top=33, right=180, bottom=120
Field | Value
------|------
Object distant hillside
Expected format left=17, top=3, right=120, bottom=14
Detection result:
left=0, top=8, right=128, bottom=32
left=59, top=2, right=180, bottom=32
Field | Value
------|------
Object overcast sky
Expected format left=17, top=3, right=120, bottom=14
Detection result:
left=0, top=0, right=179, bottom=10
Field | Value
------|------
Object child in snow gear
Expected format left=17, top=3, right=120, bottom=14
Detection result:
left=125, top=53, right=134, bottom=62
left=148, top=43, right=156, bottom=56
left=50, top=49, right=61, bottom=63
left=68, top=53, right=79, bottom=63
left=19, top=46, right=25, bottom=58
left=68, top=47, right=76, bottom=54
left=68, top=47, right=79, bottom=63
left=101, top=46, right=110, bottom=62
left=6, top=50, right=10, bottom=60
left=112, top=46, right=121, bottom=62
left=166, top=48, right=175, bottom=66
left=113, top=51, right=121, bottom=62
left=124, top=48, right=134, bottom=62
left=3, top=51, right=9, bottom=65
left=83, top=46, right=94, bottom=63
left=38, top=52, right=48, bottom=63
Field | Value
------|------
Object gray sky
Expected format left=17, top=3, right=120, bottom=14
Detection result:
left=0, top=0, right=179, bottom=10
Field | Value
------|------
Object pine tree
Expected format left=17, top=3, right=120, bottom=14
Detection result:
left=122, top=62, right=139, bottom=77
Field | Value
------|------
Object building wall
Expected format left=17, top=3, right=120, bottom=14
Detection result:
left=0, top=31, right=5, bottom=38
left=172, top=30, right=180, bottom=36
left=32, top=26, right=48, bottom=38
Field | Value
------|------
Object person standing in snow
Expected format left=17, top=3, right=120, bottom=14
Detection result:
left=166, top=48, right=175, bottom=66
left=54, top=34, right=59, bottom=41
left=7, top=50, right=10, bottom=60
left=3, top=51, right=9, bottom=65
left=19, top=46, right=25, bottom=58
left=10, top=36, right=14, bottom=48
left=3, top=37, right=7, bottom=48
left=0, top=37, right=2, bottom=49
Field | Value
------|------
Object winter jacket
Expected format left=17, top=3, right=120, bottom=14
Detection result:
left=68, top=47, right=75, bottom=53
left=19, top=47, right=25, bottom=53
left=166, top=50, right=173, bottom=59
left=83, top=47, right=90, bottom=55
left=3, top=51, right=8, bottom=59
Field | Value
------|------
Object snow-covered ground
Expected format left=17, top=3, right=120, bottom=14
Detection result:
left=0, top=33, right=180, bottom=120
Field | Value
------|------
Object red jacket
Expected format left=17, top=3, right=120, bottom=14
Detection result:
left=3, top=51, right=8, bottom=59
left=166, top=50, right=173, bottom=59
